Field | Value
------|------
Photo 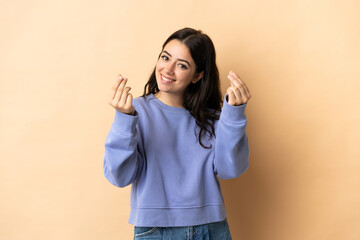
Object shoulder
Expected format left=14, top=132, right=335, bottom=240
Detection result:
left=132, top=94, right=157, bottom=114
left=133, top=95, right=146, bottom=108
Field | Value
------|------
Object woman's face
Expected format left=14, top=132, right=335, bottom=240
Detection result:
left=155, top=39, right=203, bottom=97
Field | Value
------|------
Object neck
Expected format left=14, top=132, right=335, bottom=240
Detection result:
left=154, top=92, right=185, bottom=108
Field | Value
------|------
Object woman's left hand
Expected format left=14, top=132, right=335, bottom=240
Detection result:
left=226, top=71, right=252, bottom=106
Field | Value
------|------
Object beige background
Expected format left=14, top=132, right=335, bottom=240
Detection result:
left=1, top=0, right=359, bottom=239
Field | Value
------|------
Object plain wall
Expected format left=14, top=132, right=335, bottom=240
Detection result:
left=1, top=0, right=359, bottom=239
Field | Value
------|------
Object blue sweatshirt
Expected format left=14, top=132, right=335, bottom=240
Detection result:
left=103, top=94, right=249, bottom=227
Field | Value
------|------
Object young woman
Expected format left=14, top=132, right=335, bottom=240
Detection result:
left=104, top=27, right=251, bottom=240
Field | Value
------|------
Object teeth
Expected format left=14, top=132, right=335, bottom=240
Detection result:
left=162, top=75, right=174, bottom=82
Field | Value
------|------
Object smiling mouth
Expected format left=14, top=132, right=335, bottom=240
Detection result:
left=161, top=74, right=175, bottom=82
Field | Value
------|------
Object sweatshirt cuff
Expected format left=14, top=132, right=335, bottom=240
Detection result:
left=220, top=94, right=247, bottom=122
left=112, top=109, right=139, bottom=134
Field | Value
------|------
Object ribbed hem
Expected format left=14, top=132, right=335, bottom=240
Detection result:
left=129, top=204, right=227, bottom=227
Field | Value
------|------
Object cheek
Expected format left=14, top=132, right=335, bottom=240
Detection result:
left=180, top=72, right=195, bottom=83
left=156, top=61, right=164, bottom=72
left=155, top=63, right=160, bottom=76
left=155, top=64, right=163, bottom=83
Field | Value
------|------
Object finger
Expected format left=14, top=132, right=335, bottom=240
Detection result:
left=228, top=73, right=241, bottom=88
left=230, top=79, right=235, bottom=88
left=230, top=71, right=249, bottom=90
left=244, top=87, right=251, bottom=100
left=228, top=75, right=236, bottom=88
left=230, top=86, right=242, bottom=103
left=227, top=88, right=236, bottom=106
left=238, top=86, right=249, bottom=103
left=230, top=72, right=249, bottom=95
left=109, top=75, right=123, bottom=103
left=113, top=78, right=128, bottom=103
left=119, top=87, right=131, bottom=106
left=118, top=77, right=128, bottom=90
left=239, top=80, right=251, bottom=99
left=228, top=73, right=248, bottom=98
left=125, top=93, right=133, bottom=111
left=230, top=71, right=251, bottom=98
left=232, top=84, right=249, bottom=104
left=230, top=71, right=244, bottom=83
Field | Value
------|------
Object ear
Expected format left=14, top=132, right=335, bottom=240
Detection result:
left=192, top=71, right=204, bottom=84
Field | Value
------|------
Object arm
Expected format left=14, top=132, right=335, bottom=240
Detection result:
left=103, top=74, right=142, bottom=187
left=104, top=110, right=144, bottom=188
left=214, top=99, right=249, bottom=179
left=214, top=71, right=251, bottom=179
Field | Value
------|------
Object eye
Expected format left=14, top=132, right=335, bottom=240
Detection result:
left=161, top=55, right=169, bottom=61
left=178, top=63, right=188, bottom=70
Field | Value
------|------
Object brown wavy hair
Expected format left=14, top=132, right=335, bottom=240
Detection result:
left=142, top=27, right=222, bottom=149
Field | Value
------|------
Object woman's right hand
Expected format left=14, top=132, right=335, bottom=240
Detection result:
left=108, top=74, right=135, bottom=115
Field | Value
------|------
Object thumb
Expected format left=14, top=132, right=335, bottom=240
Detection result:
left=227, top=88, right=235, bottom=106
left=125, top=93, right=135, bottom=114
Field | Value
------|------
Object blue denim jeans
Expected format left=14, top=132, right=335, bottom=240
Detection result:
left=133, top=219, right=232, bottom=240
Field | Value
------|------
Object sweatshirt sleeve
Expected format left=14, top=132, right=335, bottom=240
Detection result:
left=103, top=109, right=144, bottom=188
left=214, top=95, right=249, bottom=179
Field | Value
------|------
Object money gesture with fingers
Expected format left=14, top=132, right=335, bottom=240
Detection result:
left=108, top=74, right=135, bottom=115
left=226, top=71, right=252, bottom=106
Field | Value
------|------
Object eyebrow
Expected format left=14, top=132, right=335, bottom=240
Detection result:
left=163, top=50, right=191, bottom=67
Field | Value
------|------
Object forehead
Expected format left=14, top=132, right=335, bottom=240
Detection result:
left=163, top=39, right=193, bottom=62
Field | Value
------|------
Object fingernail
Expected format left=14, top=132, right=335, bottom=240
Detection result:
left=118, top=75, right=123, bottom=79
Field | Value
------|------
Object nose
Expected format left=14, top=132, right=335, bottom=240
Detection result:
left=164, top=61, right=175, bottom=75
